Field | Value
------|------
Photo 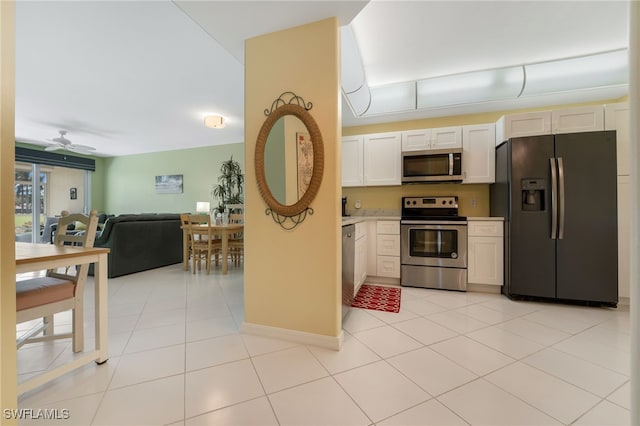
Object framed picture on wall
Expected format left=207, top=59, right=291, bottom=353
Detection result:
left=296, top=132, right=313, bottom=198
left=155, top=174, right=183, bottom=194
left=70, top=187, right=77, bottom=200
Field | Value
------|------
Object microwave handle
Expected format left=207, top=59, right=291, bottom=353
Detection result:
left=449, top=153, right=454, bottom=175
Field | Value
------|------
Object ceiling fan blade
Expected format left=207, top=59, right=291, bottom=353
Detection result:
left=68, top=144, right=96, bottom=152
left=44, top=145, right=63, bottom=151
left=67, top=145, right=95, bottom=154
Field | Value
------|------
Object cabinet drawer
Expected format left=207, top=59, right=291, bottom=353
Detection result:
left=355, top=222, right=367, bottom=240
left=376, top=234, right=400, bottom=256
left=376, top=256, right=400, bottom=278
left=376, top=220, right=400, bottom=234
left=468, top=221, right=503, bottom=237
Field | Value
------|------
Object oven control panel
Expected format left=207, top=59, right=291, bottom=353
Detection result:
left=403, top=196, right=458, bottom=209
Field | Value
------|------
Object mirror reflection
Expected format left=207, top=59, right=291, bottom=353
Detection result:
left=264, top=115, right=313, bottom=206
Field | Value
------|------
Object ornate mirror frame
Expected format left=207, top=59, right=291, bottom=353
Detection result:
left=255, top=92, right=324, bottom=229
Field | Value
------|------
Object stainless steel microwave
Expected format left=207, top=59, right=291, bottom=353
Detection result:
left=401, top=148, right=463, bottom=183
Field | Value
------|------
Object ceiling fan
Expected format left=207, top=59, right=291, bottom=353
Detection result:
left=44, top=130, right=96, bottom=154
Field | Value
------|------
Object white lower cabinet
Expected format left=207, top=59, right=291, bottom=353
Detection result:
left=375, top=220, right=400, bottom=278
left=354, top=222, right=368, bottom=295
left=467, top=220, right=503, bottom=286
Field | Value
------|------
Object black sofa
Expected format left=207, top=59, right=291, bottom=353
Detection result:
left=89, top=213, right=183, bottom=278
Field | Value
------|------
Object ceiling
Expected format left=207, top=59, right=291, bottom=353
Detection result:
left=14, top=1, right=629, bottom=158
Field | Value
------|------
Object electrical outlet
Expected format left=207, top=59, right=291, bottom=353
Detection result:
left=470, top=198, right=477, bottom=208
left=354, top=200, right=362, bottom=209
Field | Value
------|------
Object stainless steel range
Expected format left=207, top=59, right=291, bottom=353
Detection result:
left=400, top=196, right=468, bottom=291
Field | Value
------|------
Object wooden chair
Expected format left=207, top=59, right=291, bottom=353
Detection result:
left=226, top=204, right=244, bottom=265
left=16, top=210, right=99, bottom=353
left=182, top=214, right=221, bottom=274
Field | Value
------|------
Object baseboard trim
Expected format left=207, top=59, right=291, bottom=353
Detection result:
left=241, top=322, right=343, bottom=351
left=467, top=283, right=502, bottom=294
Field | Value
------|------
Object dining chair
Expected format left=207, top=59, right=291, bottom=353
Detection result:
left=183, top=214, right=221, bottom=274
left=226, top=204, right=244, bottom=265
left=16, top=210, right=99, bottom=353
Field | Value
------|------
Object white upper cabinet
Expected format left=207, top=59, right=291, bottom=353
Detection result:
left=364, top=132, right=402, bottom=186
left=401, top=129, right=431, bottom=151
left=401, top=127, right=461, bottom=151
left=495, top=111, right=552, bottom=144
left=604, top=102, right=630, bottom=176
left=462, top=124, right=495, bottom=184
left=431, top=126, right=462, bottom=149
left=341, top=135, right=364, bottom=187
left=552, top=105, right=604, bottom=134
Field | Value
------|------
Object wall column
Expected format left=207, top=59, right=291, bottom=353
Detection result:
left=0, top=0, right=17, bottom=420
left=243, top=18, right=342, bottom=348
left=629, top=1, right=639, bottom=423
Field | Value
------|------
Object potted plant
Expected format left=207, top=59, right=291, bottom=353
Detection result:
left=211, top=155, right=244, bottom=214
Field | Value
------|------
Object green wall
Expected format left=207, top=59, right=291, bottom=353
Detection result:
left=103, top=143, right=244, bottom=214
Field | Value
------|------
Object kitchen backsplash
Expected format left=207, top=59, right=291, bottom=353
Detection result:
left=342, top=183, right=490, bottom=217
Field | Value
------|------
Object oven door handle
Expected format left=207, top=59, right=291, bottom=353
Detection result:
left=401, top=220, right=468, bottom=226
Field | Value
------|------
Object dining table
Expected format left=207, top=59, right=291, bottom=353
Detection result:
left=181, top=223, right=244, bottom=274
left=15, top=242, right=110, bottom=394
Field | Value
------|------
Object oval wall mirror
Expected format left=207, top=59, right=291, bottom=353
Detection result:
left=255, top=93, right=324, bottom=228
left=263, top=115, right=312, bottom=205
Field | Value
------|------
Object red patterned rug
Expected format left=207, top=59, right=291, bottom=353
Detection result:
left=351, top=284, right=401, bottom=313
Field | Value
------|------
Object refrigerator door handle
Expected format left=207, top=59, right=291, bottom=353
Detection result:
left=448, top=153, right=454, bottom=175
left=557, top=157, right=565, bottom=239
left=550, top=158, right=558, bottom=239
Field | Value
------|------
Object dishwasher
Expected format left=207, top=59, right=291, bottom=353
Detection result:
left=342, top=224, right=355, bottom=320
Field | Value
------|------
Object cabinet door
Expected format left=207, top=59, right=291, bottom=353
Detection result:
left=462, top=124, right=495, bottom=184
left=363, top=132, right=401, bottom=186
left=552, top=106, right=604, bottom=134
left=342, top=136, right=364, bottom=187
left=354, top=235, right=368, bottom=294
left=401, top=129, right=430, bottom=151
left=496, top=111, right=552, bottom=143
left=430, top=126, right=462, bottom=149
left=468, top=236, right=503, bottom=285
left=605, top=103, right=630, bottom=176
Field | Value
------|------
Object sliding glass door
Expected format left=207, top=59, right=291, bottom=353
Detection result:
left=14, top=162, right=91, bottom=243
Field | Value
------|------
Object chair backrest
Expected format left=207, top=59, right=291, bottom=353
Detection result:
left=183, top=214, right=216, bottom=245
left=48, top=209, right=99, bottom=288
left=54, top=210, right=99, bottom=248
left=227, top=204, right=244, bottom=224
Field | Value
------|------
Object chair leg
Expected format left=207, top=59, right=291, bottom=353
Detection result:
left=72, top=304, right=84, bottom=353
left=43, top=315, right=54, bottom=336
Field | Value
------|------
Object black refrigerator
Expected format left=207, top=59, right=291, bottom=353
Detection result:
left=490, top=131, right=618, bottom=306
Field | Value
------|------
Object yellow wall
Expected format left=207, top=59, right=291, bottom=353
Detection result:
left=244, top=18, right=341, bottom=339
left=1, top=0, right=17, bottom=418
left=343, top=184, right=490, bottom=217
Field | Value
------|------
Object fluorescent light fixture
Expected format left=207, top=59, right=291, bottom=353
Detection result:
left=521, top=49, right=628, bottom=96
left=341, top=25, right=366, bottom=94
left=343, top=84, right=371, bottom=116
left=196, top=201, right=210, bottom=214
left=204, top=115, right=226, bottom=129
left=367, top=81, right=416, bottom=115
left=417, top=66, right=524, bottom=109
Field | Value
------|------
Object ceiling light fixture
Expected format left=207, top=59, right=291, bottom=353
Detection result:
left=204, top=115, right=226, bottom=129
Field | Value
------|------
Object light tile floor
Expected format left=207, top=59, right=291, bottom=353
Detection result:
left=16, top=264, right=631, bottom=425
